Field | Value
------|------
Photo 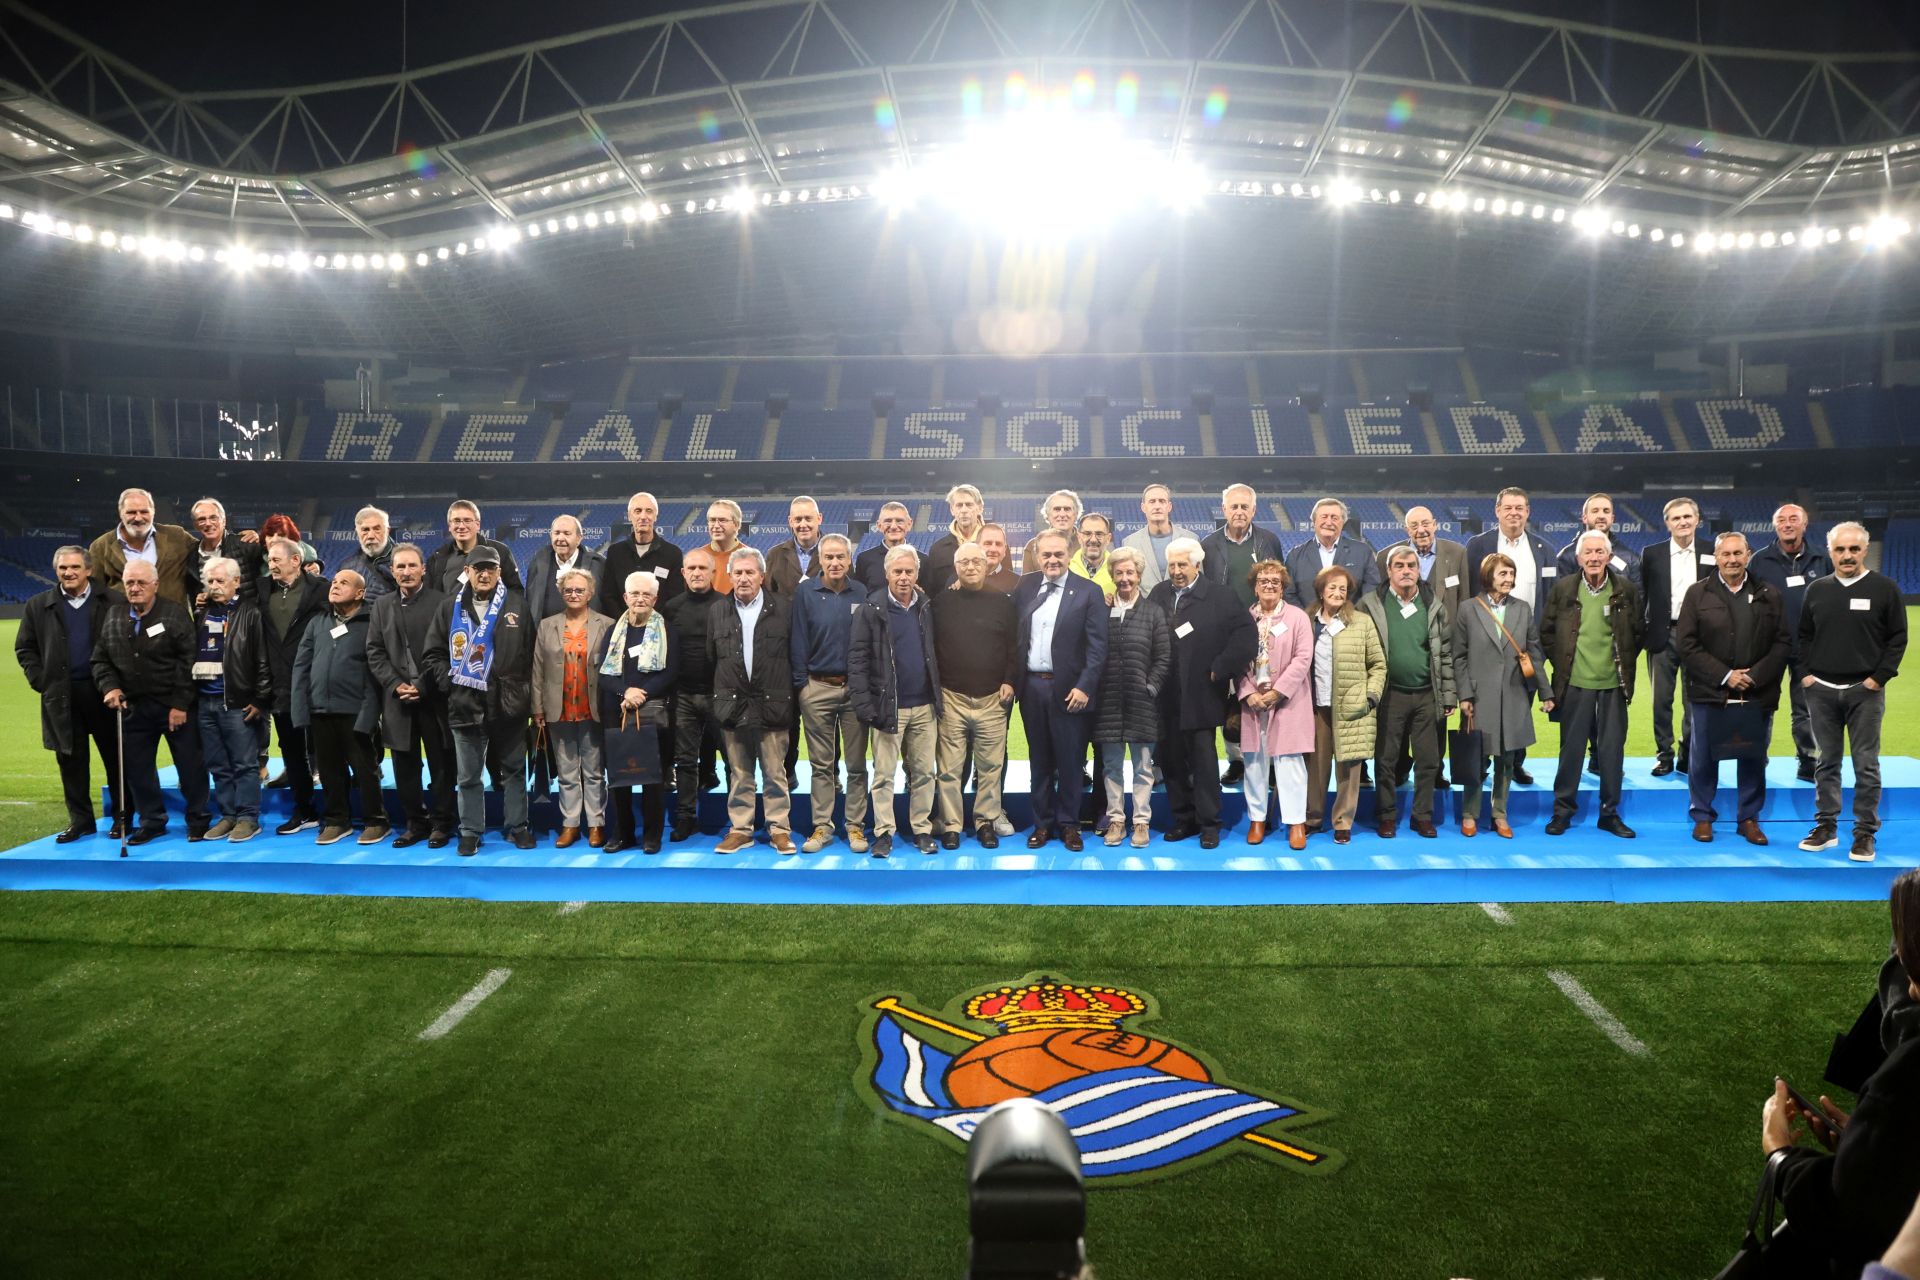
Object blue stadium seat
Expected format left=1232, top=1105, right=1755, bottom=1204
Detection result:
left=302, top=409, right=432, bottom=463
left=660, top=406, right=768, bottom=463
left=431, top=409, right=549, bottom=463
left=773, top=409, right=875, bottom=460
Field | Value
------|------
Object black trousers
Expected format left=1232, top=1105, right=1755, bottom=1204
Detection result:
left=390, top=712, right=456, bottom=834
left=1647, top=637, right=1689, bottom=762
left=1554, top=685, right=1626, bottom=821
left=1374, top=686, right=1440, bottom=826
left=123, top=697, right=210, bottom=830
left=56, top=679, right=124, bottom=826
left=271, top=709, right=318, bottom=819
left=673, top=691, right=715, bottom=828
left=1158, top=723, right=1224, bottom=832
left=311, top=713, right=384, bottom=828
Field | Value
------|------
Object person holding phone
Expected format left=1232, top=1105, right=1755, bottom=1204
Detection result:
left=1759, top=868, right=1920, bottom=1276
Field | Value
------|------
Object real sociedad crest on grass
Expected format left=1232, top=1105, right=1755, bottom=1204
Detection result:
left=858, top=974, right=1340, bottom=1183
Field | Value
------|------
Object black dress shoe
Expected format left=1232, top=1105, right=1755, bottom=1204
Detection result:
left=55, top=823, right=94, bottom=844
left=976, top=825, right=999, bottom=849
left=1198, top=828, right=1220, bottom=849
left=1162, top=822, right=1200, bottom=842
left=1545, top=816, right=1570, bottom=835
left=642, top=832, right=662, bottom=854
left=1219, top=761, right=1245, bottom=786
left=670, top=823, right=695, bottom=843
left=916, top=834, right=938, bottom=855
left=1599, top=815, right=1637, bottom=839
left=1061, top=829, right=1083, bottom=852
left=107, top=820, right=127, bottom=839
left=511, top=828, right=538, bottom=850
left=871, top=833, right=893, bottom=859
left=126, top=826, right=167, bottom=846
left=392, top=828, right=426, bottom=849
left=1511, top=765, right=1535, bottom=786
left=940, top=831, right=961, bottom=850
left=1650, top=758, right=1675, bottom=777
left=601, top=837, right=632, bottom=854
left=427, top=829, right=452, bottom=849
left=1025, top=828, right=1051, bottom=849
left=458, top=835, right=480, bottom=857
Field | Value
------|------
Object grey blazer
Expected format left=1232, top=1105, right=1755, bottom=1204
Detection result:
left=531, top=610, right=616, bottom=724
left=1451, top=593, right=1550, bottom=756
left=1378, top=538, right=1470, bottom=620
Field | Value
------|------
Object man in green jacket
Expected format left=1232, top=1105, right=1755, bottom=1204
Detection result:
left=1541, top=531, right=1645, bottom=839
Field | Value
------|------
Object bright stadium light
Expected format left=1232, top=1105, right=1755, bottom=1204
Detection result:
left=640, top=202, right=659, bottom=221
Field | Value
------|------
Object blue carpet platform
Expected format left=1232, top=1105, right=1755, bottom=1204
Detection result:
left=0, top=759, right=1911, bottom=906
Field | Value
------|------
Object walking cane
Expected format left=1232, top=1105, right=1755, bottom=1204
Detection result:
left=116, top=703, right=128, bottom=858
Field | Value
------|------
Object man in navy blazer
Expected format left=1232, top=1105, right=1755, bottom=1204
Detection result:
left=1015, top=530, right=1109, bottom=851
left=1464, top=486, right=1559, bottom=785
left=1641, top=496, right=1712, bottom=775
left=1553, top=493, right=1644, bottom=595
left=1283, top=498, right=1382, bottom=610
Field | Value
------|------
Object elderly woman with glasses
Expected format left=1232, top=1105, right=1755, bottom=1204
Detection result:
left=1238, top=560, right=1314, bottom=848
left=531, top=567, right=613, bottom=848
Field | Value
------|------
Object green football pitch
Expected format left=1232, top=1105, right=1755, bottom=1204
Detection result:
left=0, top=616, right=1909, bottom=1278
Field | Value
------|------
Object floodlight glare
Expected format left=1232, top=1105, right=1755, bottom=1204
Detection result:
left=187, top=245, right=203, bottom=261
left=290, top=251, right=310, bottom=270
left=1758, top=231, right=1776, bottom=247
left=413, top=252, right=428, bottom=266
left=641, top=202, right=659, bottom=221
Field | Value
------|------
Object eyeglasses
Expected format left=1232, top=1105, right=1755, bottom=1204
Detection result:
left=561, top=586, right=589, bottom=595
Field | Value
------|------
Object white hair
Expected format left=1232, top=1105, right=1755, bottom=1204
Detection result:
left=623, top=571, right=660, bottom=596
left=1166, top=536, right=1205, bottom=565
left=1108, top=546, right=1146, bottom=573
left=1713, top=530, right=1748, bottom=549
left=549, top=513, right=583, bottom=536
left=819, top=533, right=853, bottom=554
left=1044, top=489, right=1082, bottom=517
left=946, top=483, right=983, bottom=506
left=355, top=505, right=389, bottom=527
left=1221, top=483, right=1256, bottom=505
left=202, top=556, right=241, bottom=581
left=118, top=487, right=155, bottom=512
left=556, top=566, right=595, bottom=591
left=191, top=496, right=226, bottom=521
left=1827, top=521, right=1870, bottom=550
left=884, top=543, right=921, bottom=569
left=728, top=546, right=766, bottom=573
left=1311, top=496, right=1348, bottom=521
left=1576, top=529, right=1612, bottom=553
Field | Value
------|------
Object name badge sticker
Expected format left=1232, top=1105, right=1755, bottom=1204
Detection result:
left=1175, top=621, right=1195, bottom=639
left=457, top=570, right=469, bottom=586
left=205, top=619, right=225, bottom=634
left=1110, top=606, right=1125, bottom=619
left=1786, top=574, right=1807, bottom=588
left=145, top=622, right=166, bottom=637
left=1541, top=567, right=1558, bottom=578
left=1700, top=553, right=1717, bottom=566
left=1610, top=556, right=1626, bottom=571
left=628, top=643, right=646, bottom=657
left=1399, top=601, right=1418, bottom=619
left=1444, top=575, right=1460, bottom=588
left=1326, top=619, right=1346, bottom=636
left=331, top=623, right=348, bottom=639
left=1851, top=598, right=1873, bottom=611
left=653, top=566, right=670, bottom=578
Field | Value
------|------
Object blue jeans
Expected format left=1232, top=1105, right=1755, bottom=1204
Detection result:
left=197, top=694, right=264, bottom=820
left=453, top=723, right=528, bottom=839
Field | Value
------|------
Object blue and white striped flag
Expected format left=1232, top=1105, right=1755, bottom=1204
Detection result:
left=869, top=1012, right=1297, bottom=1178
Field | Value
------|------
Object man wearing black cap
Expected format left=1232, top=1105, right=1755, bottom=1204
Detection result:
left=423, top=544, right=536, bottom=856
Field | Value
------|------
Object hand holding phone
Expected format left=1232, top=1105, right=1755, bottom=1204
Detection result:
left=1778, top=1077, right=1844, bottom=1149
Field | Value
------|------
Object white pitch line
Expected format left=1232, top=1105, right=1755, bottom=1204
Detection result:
left=418, top=968, right=512, bottom=1041
left=1479, top=902, right=1513, bottom=925
left=1546, top=969, right=1650, bottom=1058
left=557, top=901, right=588, bottom=916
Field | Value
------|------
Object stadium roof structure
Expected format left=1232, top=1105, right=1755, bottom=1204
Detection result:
left=1, top=0, right=1918, bottom=360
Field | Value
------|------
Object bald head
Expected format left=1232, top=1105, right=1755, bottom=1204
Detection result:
left=1402, top=506, right=1437, bottom=554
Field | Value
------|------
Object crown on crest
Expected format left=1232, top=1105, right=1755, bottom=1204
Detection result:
left=965, top=980, right=1145, bottom=1032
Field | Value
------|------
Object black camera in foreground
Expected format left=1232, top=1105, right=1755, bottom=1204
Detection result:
left=967, top=1098, right=1088, bottom=1280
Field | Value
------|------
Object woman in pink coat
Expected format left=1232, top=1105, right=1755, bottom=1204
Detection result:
left=1239, top=560, right=1316, bottom=849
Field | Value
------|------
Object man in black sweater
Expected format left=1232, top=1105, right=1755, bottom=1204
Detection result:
left=1797, top=521, right=1908, bottom=863
left=930, top=542, right=1018, bottom=848
left=661, top=546, right=722, bottom=839
left=599, top=490, right=685, bottom=614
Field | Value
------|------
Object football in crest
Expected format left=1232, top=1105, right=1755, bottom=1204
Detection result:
left=943, top=980, right=1210, bottom=1106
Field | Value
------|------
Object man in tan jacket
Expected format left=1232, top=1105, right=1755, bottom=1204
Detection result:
left=90, top=487, right=196, bottom=605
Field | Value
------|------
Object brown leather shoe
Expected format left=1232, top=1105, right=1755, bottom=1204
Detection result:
left=1412, top=819, right=1437, bottom=838
left=1738, top=819, right=1769, bottom=846
left=1333, top=827, right=1351, bottom=844
left=1376, top=823, right=1396, bottom=839
left=1692, top=821, right=1714, bottom=843
left=586, top=826, right=605, bottom=848
left=715, top=831, right=753, bottom=854
left=770, top=831, right=797, bottom=855
left=555, top=826, right=581, bottom=849
left=1246, top=821, right=1267, bottom=845
left=1461, top=818, right=1478, bottom=838
left=1493, top=820, right=1514, bottom=839
left=1287, top=824, right=1307, bottom=850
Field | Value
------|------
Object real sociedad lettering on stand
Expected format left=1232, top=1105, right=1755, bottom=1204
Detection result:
left=858, top=974, right=1341, bottom=1184
left=303, top=393, right=1844, bottom=463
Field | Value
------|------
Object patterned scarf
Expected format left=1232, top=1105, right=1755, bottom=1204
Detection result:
left=600, top=610, right=667, bottom=676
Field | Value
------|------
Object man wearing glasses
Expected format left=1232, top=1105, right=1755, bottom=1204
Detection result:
left=1796, top=522, right=1907, bottom=863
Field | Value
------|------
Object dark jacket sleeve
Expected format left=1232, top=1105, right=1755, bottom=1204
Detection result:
left=497, top=539, right=524, bottom=592
left=365, top=603, right=403, bottom=694
left=1673, top=586, right=1719, bottom=687
left=1876, top=586, right=1908, bottom=686
left=1750, top=589, right=1792, bottom=692
left=789, top=588, right=813, bottom=686
left=421, top=599, right=453, bottom=697
left=15, top=601, right=45, bottom=690
left=292, top=616, right=319, bottom=729
left=847, top=605, right=881, bottom=724
left=159, top=606, right=196, bottom=712
left=1354, top=547, right=1384, bottom=598
left=1213, top=598, right=1258, bottom=686
left=1145, top=604, right=1170, bottom=698
left=1073, top=591, right=1110, bottom=702
left=1777, top=1037, right=1920, bottom=1271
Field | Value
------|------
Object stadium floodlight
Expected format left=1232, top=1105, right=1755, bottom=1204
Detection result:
left=1717, top=231, right=1736, bottom=249
left=545, top=218, right=559, bottom=233
left=187, top=245, right=204, bottom=262
left=584, top=211, right=600, bottom=227
left=1694, top=234, right=1715, bottom=254
left=1491, top=197, right=1508, bottom=215
left=526, top=223, right=542, bottom=237
left=1847, top=224, right=1864, bottom=242
left=1825, top=227, right=1842, bottom=243
left=1735, top=232, right=1754, bottom=249
left=640, top=202, right=659, bottom=221
left=436, top=246, right=450, bottom=260
left=74, top=223, right=92, bottom=242
left=1866, top=216, right=1909, bottom=246
left=1758, top=231, right=1776, bottom=248
left=777, top=189, right=792, bottom=205
left=368, top=253, right=385, bottom=269
left=290, top=251, right=310, bottom=270
left=1471, top=196, right=1487, bottom=213
left=1670, top=232, right=1687, bottom=248
left=99, top=229, right=116, bottom=247
left=0, top=203, right=11, bottom=219
left=735, top=186, right=754, bottom=213
left=350, top=253, right=367, bottom=269
left=413, top=251, right=428, bottom=267
left=1649, top=227, right=1665, bottom=242
left=388, top=253, right=405, bottom=271
left=564, top=214, right=580, bottom=230
left=1780, top=231, right=1796, bottom=246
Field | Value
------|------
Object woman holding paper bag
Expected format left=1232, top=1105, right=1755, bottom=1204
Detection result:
left=593, top=571, right=678, bottom=853
left=532, top=568, right=614, bottom=849
left=1238, top=561, right=1314, bottom=848
left=1452, top=553, right=1552, bottom=838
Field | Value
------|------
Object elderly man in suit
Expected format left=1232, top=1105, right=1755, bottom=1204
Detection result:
left=1015, top=530, right=1109, bottom=851
left=366, top=542, right=455, bottom=848
left=90, top=487, right=197, bottom=606
left=1148, top=536, right=1259, bottom=849
left=1675, top=531, right=1790, bottom=846
left=709, top=547, right=796, bottom=854
left=1122, top=483, right=1198, bottom=595
left=524, top=513, right=606, bottom=624
left=1284, top=497, right=1381, bottom=610
left=15, top=545, right=125, bottom=841
left=766, top=495, right=827, bottom=596
left=1642, top=496, right=1712, bottom=777
left=1465, top=485, right=1559, bottom=786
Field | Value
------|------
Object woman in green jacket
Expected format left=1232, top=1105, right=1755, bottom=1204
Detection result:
left=1304, top=565, right=1387, bottom=844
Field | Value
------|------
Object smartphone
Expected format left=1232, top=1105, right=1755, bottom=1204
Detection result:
left=1779, top=1077, right=1840, bottom=1147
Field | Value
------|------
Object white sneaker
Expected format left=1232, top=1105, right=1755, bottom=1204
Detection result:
left=992, top=814, right=1015, bottom=837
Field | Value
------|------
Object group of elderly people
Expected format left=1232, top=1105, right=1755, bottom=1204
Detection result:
left=14, top=481, right=1903, bottom=861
